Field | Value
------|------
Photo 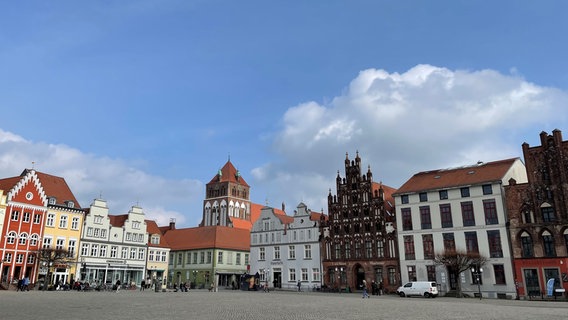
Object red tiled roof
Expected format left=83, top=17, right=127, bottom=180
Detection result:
left=163, top=225, right=250, bottom=251
left=0, top=169, right=81, bottom=208
left=208, top=160, right=249, bottom=187
left=394, top=158, right=520, bottom=195
left=146, top=219, right=171, bottom=248
left=108, top=214, right=128, bottom=227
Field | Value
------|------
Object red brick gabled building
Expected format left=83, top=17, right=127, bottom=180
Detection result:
left=505, top=129, right=568, bottom=298
left=0, top=169, right=81, bottom=286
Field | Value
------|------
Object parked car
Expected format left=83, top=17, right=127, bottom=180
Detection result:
left=396, top=281, right=439, bottom=298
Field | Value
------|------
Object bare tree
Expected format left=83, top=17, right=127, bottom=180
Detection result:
left=434, top=249, right=488, bottom=298
left=36, top=247, right=72, bottom=290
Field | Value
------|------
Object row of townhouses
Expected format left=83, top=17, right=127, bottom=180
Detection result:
left=1, top=129, right=567, bottom=300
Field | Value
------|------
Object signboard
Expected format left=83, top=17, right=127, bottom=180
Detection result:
left=547, top=278, right=555, bottom=296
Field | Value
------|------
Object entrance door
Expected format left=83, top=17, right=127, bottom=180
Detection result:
left=524, top=269, right=540, bottom=297
left=448, top=267, right=457, bottom=290
left=356, top=266, right=365, bottom=290
left=273, top=272, right=281, bottom=288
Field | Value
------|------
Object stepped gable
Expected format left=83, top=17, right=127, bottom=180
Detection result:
left=209, top=160, right=249, bottom=187
left=0, top=169, right=81, bottom=208
left=163, top=225, right=250, bottom=251
left=395, top=158, right=520, bottom=194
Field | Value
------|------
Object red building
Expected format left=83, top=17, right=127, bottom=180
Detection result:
left=0, top=169, right=80, bottom=287
left=505, top=130, right=568, bottom=299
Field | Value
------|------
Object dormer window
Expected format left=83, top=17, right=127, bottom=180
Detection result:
left=65, top=201, right=74, bottom=208
left=151, top=235, right=160, bottom=245
left=48, top=197, right=56, bottom=205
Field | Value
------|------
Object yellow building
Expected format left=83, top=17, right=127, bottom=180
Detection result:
left=145, top=220, right=170, bottom=290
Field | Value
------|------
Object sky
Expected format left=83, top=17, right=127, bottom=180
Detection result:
left=1, top=1, right=568, bottom=227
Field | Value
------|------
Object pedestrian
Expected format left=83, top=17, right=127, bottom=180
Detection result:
left=115, top=279, right=121, bottom=292
left=371, top=280, right=378, bottom=296
left=23, top=276, right=30, bottom=291
left=17, top=279, right=23, bottom=292
left=297, top=280, right=301, bottom=292
left=378, top=281, right=384, bottom=296
left=141, top=279, right=145, bottom=291
left=362, top=279, right=369, bottom=298
left=263, top=281, right=269, bottom=293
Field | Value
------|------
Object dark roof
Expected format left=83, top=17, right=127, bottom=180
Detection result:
left=163, top=225, right=250, bottom=251
left=394, top=158, right=520, bottom=195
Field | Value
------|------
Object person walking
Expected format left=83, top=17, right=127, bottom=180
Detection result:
left=115, top=279, right=121, bottom=293
left=140, top=279, right=146, bottom=291
left=362, top=280, right=370, bottom=298
left=297, top=280, right=302, bottom=292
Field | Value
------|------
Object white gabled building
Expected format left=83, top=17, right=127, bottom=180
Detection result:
left=79, top=199, right=148, bottom=288
left=393, top=158, right=527, bottom=299
left=250, top=203, right=324, bottom=291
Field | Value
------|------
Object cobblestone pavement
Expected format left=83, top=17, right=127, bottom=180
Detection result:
left=1, top=289, right=568, bottom=320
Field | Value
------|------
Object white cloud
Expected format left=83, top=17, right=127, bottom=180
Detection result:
left=252, top=64, right=568, bottom=214
left=0, top=131, right=203, bottom=227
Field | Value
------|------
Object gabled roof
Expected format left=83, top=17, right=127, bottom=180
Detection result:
left=208, top=160, right=249, bottom=187
left=394, top=158, right=520, bottom=195
left=0, top=169, right=81, bottom=208
left=163, top=225, right=250, bottom=251
left=374, top=182, right=397, bottom=212
left=146, top=219, right=170, bottom=248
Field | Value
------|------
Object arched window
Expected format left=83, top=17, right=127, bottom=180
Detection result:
left=542, top=230, right=556, bottom=257
left=19, top=233, right=28, bottom=245
left=7, top=231, right=16, bottom=244
left=520, top=232, right=533, bottom=258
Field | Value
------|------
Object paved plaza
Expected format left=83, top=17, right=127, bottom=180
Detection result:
left=1, top=289, right=568, bottom=320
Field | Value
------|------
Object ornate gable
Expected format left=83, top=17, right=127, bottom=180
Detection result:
left=8, top=170, right=47, bottom=206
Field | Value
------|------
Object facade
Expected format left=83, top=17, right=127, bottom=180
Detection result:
left=505, top=130, right=568, bottom=298
left=0, top=169, right=81, bottom=287
left=394, top=158, right=527, bottom=299
left=201, top=160, right=255, bottom=230
left=320, top=152, right=399, bottom=293
left=79, top=199, right=148, bottom=287
left=163, top=222, right=250, bottom=290
left=250, top=203, right=324, bottom=290
left=145, top=219, right=170, bottom=290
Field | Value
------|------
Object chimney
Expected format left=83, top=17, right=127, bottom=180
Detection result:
left=169, top=218, right=176, bottom=230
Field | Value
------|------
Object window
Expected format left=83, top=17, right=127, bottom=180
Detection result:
left=335, top=244, right=341, bottom=259
left=354, top=242, right=361, bottom=258
left=494, top=264, right=506, bottom=284
left=87, top=227, right=93, bottom=236
left=401, top=208, right=413, bottom=231
left=217, top=252, right=223, bottom=264
left=312, top=268, right=320, bottom=282
left=543, top=231, right=556, bottom=257
left=138, top=248, right=145, bottom=260
left=43, top=236, right=52, bottom=249
left=461, top=201, right=475, bottom=227
left=11, top=210, right=19, bottom=221
left=7, top=232, right=16, bottom=244
left=401, top=195, right=409, bottom=204
left=16, top=254, right=24, bottom=263
left=289, top=268, right=296, bottom=281
left=121, top=247, right=128, bottom=259
left=27, top=255, right=35, bottom=264
left=207, top=252, right=212, bottom=264
left=465, top=231, right=479, bottom=254
left=439, top=190, right=448, bottom=200
left=443, top=233, right=455, bottom=252
left=245, top=254, right=249, bottom=265
left=289, top=245, right=296, bottom=259
left=274, top=246, right=280, bottom=260
left=482, top=184, right=493, bottom=195
left=100, top=245, right=107, bottom=257
left=200, top=252, right=205, bottom=264
left=542, top=206, right=555, bottom=222
left=133, top=221, right=141, bottom=229
left=422, top=234, right=434, bottom=259
left=192, top=252, right=198, bottom=264
left=4, top=253, right=12, bottom=263
left=259, top=247, right=265, bottom=260
left=148, top=250, right=155, bottom=261
left=236, top=253, right=241, bottom=265
left=388, top=267, right=396, bottom=286
left=46, top=213, right=55, bottom=226
left=33, top=214, right=41, bottom=224
left=427, top=265, right=436, bottom=282
left=487, top=230, right=503, bottom=258
left=94, top=215, right=103, bottom=224
left=130, top=248, right=136, bottom=259
left=365, top=240, right=372, bottom=258
left=460, top=187, right=470, bottom=198
left=126, top=232, right=132, bottom=241
left=440, top=204, right=453, bottom=228
left=23, top=212, right=30, bottom=222
left=91, top=244, right=98, bottom=256
left=29, top=234, right=38, bottom=246
left=110, top=246, right=118, bottom=258
left=56, top=238, right=65, bottom=250
left=301, top=268, right=308, bottom=281
left=101, top=229, right=107, bottom=238
left=376, top=240, right=384, bottom=258
left=304, top=245, right=312, bottom=259
left=59, top=215, right=68, bottom=228
left=483, top=199, right=498, bottom=225
left=94, top=228, right=100, bottom=238
left=419, top=192, right=428, bottom=202
left=420, top=206, right=432, bottom=229
left=81, top=243, right=89, bottom=256
left=407, top=265, right=416, bottom=281
left=521, top=233, right=533, bottom=258
left=71, top=217, right=79, bottom=230
left=161, top=252, right=167, bottom=262
left=404, top=235, right=415, bottom=260
left=151, top=235, right=160, bottom=245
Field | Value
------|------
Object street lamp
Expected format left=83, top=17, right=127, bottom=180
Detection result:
left=192, top=270, right=198, bottom=288
left=471, top=266, right=483, bottom=300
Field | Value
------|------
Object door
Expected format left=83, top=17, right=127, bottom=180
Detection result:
left=448, top=267, right=458, bottom=290
left=523, top=269, right=540, bottom=297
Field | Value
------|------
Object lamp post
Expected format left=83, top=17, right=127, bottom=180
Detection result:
left=471, top=266, right=483, bottom=300
left=192, top=270, right=197, bottom=289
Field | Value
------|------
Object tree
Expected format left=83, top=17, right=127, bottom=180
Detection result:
left=36, top=247, right=72, bottom=290
left=434, top=249, right=488, bottom=298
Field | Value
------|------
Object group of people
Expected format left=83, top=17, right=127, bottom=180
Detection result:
left=16, top=277, right=30, bottom=291
left=362, top=280, right=384, bottom=298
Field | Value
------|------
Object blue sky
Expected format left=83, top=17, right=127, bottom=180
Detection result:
left=1, top=1, right=567, bottom=227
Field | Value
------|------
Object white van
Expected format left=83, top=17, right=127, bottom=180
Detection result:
left=396, top=281, right=439, bottom=298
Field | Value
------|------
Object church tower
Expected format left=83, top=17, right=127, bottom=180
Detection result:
left=201, top=160, right=251, bottom=227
